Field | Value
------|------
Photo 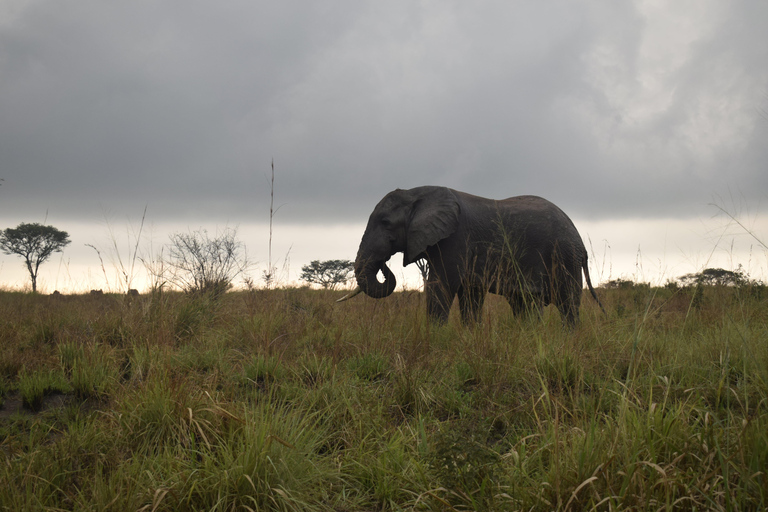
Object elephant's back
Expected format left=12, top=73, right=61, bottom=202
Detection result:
left=499, top=194, right=558, bottom=210
left=452, top=191, right=553, bottom=211
left=453, top=191, right=580, bottom=236
left=496, top=195, right=572, bottom=221
left=498, top=195, right=582, bottom=240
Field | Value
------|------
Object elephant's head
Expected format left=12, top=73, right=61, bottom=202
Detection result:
left=352, top=186, right=460, bottom=299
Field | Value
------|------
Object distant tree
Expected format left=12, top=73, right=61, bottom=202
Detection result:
left=0, top=222, right=71, bottom=292
left=165, top=227, right=247, bottom=297
left=678, top=267, right=750, bottom=287
left=300, top=259, right=354, bottom=290
left=603, top=278, right=637, bottom=289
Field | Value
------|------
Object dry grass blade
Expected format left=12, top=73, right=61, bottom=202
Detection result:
left=136, top=488, right=169, bottom=512
left=267, top=434, right=296, bottom=450
left=564, top=476, right=598, bottom=510
left=414, top=488, right=461, bottom=511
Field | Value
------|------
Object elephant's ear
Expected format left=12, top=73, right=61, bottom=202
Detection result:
left=404, top=187, right=460, bottom=265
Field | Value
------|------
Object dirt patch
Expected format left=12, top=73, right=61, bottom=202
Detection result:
left=0, top=391, right=74, bottom=420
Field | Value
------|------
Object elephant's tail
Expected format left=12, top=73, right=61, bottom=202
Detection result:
left=582, top=253, right=605, bottom=314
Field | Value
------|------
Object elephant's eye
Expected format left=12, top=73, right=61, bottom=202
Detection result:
left=380, top=218, right=392, bottom=228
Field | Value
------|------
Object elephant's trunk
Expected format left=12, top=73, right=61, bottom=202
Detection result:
left=355, top=258, right=397, bottom=299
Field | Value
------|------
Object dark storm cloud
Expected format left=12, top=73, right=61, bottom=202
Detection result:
left=0, top=1, right=355, bottom=218
left=1, top=1, right=766, bottom=226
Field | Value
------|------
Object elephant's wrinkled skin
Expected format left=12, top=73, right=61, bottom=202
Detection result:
left=349, top=186, right=602, bottom=326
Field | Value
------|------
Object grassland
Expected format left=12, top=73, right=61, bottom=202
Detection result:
left=0, top=283, right=767, bottom=511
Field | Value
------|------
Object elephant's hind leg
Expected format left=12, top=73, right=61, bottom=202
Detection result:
left=554, top=281, right=581, bottom=328
left=557, top=302, right=578, bottom=328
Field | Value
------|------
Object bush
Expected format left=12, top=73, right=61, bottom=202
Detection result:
left=165, top=227, right=248, bottom=296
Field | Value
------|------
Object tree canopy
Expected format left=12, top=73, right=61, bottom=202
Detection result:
left=300, top=260, right=354, bottom=290
left=0, top=222, right=71, bottom=292
left=678, top=267, right=752, bottom=287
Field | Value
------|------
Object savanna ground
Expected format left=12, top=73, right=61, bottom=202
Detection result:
left=1, top=283, right=767, bottom=511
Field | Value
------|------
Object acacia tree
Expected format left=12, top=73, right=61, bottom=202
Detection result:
left=300, top=259, right=354, bottom=290
left=0, top=222, right=71, bottom=292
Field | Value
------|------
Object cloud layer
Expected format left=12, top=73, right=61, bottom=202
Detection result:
left=1, top=2, right=766, bottom=229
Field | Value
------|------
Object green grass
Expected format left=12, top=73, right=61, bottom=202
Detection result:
left=0, top=284, right=767, bottom=510
left=16, top=366, right=71, bottom=412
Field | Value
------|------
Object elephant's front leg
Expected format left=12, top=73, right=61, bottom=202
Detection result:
left=425, top=273, right=455, bottom=323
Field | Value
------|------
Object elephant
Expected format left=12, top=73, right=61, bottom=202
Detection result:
left=339, top=186, right=602, bottom=326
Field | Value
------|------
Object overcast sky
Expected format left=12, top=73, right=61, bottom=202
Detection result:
left=1, top=1, right=767, bottom=292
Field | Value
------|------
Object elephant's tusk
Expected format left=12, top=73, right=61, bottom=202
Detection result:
left=336, top=286, right=362, bottom=302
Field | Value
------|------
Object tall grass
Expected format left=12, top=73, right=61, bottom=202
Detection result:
left=0, top=283, right=766, bottom=510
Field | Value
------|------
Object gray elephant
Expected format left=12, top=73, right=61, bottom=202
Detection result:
left=340, top=186, right=602, bottom=326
